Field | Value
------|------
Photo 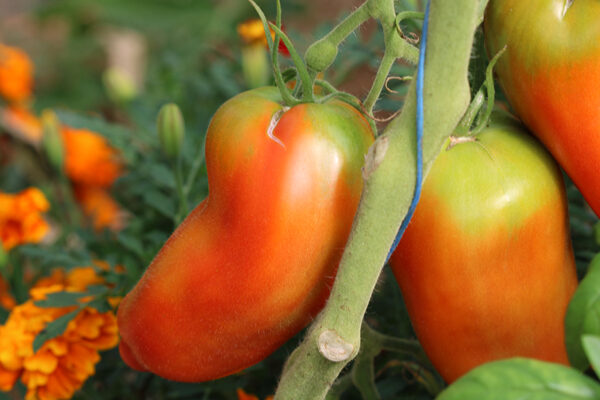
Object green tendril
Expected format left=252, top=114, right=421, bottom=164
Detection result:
left=247, top=0, right=298, bottom=106
left=395, top=11, right=425, bottom=42
left=269, top=23, right=315, bottom=103
left=472, top=45, right=507, bottom=134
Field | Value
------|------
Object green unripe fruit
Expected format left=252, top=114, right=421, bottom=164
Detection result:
left=157, top=103, right=185, bottom=160
left=305, top=39, right=338, bottom=73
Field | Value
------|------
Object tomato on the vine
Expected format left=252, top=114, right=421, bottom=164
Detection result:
left=484, top=0, right=600, bottom=216
left=117, top=87, right=374, bottom=382
left=390, top=114, right=578, bottom=383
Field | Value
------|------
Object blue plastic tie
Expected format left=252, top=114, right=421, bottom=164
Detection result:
left=385, top=0, right=430, bottom=262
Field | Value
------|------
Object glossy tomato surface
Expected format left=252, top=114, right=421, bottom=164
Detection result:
left=390, top=114, right=578, bottom=383
left=484, top=0, right=600, bottom=216
left=117, top=87, right=374, bottom=382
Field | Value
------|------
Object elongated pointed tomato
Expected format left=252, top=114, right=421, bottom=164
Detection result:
left=390, top=115, right=578, bottom=383
left=117, top=87, right=374, bottom=382
left=484, top=0, right=600, bottom=216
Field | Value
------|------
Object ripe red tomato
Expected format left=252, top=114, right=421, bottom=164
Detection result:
left=117, top=87, right=374, bottom=382
left=484, top=0, right=600, bottom=216
left=389, top=114, right=578, bottom=383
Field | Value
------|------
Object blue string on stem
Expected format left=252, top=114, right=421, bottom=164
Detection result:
left=386, top=0, right=430, bottom=262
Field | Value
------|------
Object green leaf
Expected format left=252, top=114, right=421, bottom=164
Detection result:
left=143, top=190, right=176, bottom=218
left=582, top=335, right=600, bottom=376
left=143, top=163, right=176, bottom=190
left=565, top=254, right=600, bottom=370
left=117, top=232, right=145, bottom=258
left=34, top=285, right=108, bottom=308
left=33, top=309, right=80, bottom=353
left=84, top=297, right=113, bottom=313
left=17, top=245, right=92, bottom=269
left=437, top=358, right=600, bottom=400
left=34, top=292, right=89, bottom=308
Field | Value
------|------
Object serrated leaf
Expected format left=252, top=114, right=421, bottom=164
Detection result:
left=565, top=254, right=600, bottom=370
left=34, top=285, right=108, bottom=308
left=582, top=335, right=600, bottom=377
left=84, top=297, right=113, bottom=313
left=85, top=285, right=110, bottom=296
left=17, top=245, right=91, bottom=269
left=55, top=109, right=135, bottom=143
left=34, top=292, right=89, bottom=308
left=437, top=358, right=600, bottom=400
left=33, top=309, right=80, bottom=353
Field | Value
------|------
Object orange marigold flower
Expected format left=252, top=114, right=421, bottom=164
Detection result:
left=0, top=106, right=42, bottom=145
left=62, top=127, right=123, bottom=188
left=0, top=44, right=33, bottom=104
left=0, top=187, right=50, bottom=251
left=0, top=267, right=119, bottom=400
left=73, top=184, right=125, bottom=232
left=237, top=388, right=274, bottom=400
left=0, top=274, right=15, bottom=310
left=237, top=19, right=290, bottom=56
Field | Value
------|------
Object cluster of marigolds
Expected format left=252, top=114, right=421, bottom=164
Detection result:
left=0, top=43, right=125, bottom=399
left=1, top=41, right=271, bottom=400
left=0, top=266, right=119, bottom=400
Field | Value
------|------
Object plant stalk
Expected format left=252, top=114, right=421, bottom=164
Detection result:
left=273, top=1, right=479, bottom=399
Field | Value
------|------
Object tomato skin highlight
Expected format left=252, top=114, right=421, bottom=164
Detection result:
left=484, top=0, right=600, bottom=216
left=389, top=115, right=578, bottom=383
left=117, top=87, right=374, bottom=382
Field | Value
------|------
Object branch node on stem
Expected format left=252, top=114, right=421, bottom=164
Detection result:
left=446, top=135, right=477, bottom=150
left=362, top=136, right=389, bottom=180
left=318, top=330, right=355, bottom=362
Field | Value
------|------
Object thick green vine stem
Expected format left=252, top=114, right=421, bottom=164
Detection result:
left=273, top=1, right=479, bottom=399
left=363, top=0, right=420, bottom=115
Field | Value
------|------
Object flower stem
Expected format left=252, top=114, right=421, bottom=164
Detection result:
left=183, top=141, right=205, bottom=198
left=174, top=158, right=188, bottom=225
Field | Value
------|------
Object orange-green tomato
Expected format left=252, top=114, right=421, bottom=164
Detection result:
left=117, top=87, right=374, bottom=382
left=389, top=114, right=578, bottom=383
left=484, top=0, right=600, bottom=216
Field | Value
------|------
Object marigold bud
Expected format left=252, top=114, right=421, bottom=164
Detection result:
left=103, top=67, right=137, bottom=104
left=241, top=44, right=270, bottom=89
left=157, top=103, right=185, bottom=160
left=41, top=109, right=64, bottom=173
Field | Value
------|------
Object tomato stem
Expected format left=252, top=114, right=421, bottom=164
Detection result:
left=456, top=45, right=506, bottom=136
left=247, top=0, right=298, bottom=106
left=269, top=23, right=314, bottom=103
left=471, top=45, right=506, bottom=134
left=395, top=11, right=424, bottom=43
left=363, top=52, right=396, bottom=116
left=274, top=1, right=479, bottom=398
left=455, top=89, right=485, bottom=135
left=305, top=3, right=371, bottom=73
